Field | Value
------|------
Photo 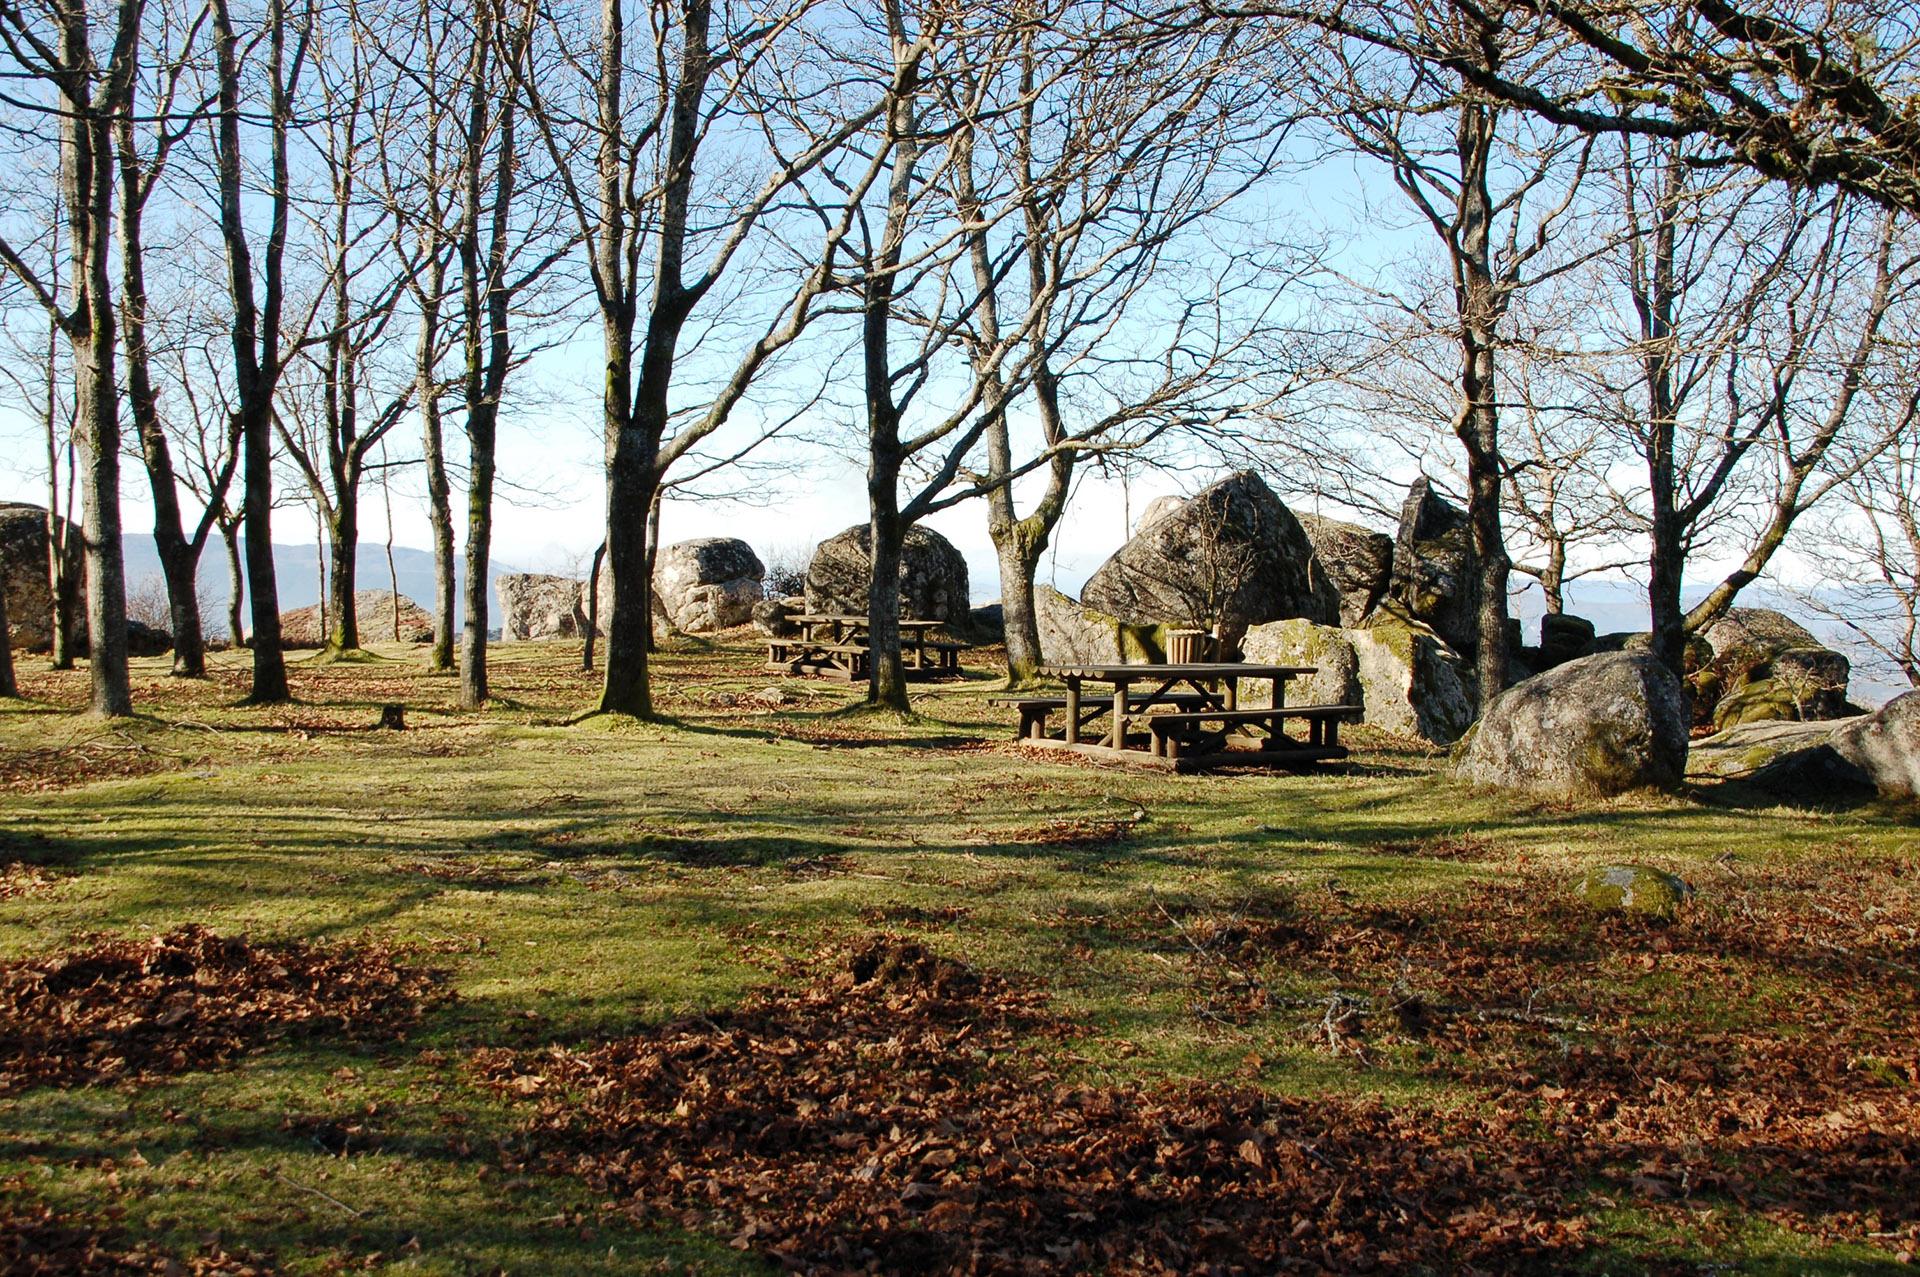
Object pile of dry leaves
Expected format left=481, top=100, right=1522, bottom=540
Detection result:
left=472, top=939, right=1586, bottom=1274
left=0, top=926, right=442, bottom=1093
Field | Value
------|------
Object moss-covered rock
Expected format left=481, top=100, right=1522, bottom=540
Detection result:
left=1701, top=608, right=1850, bottom=724
left=1033, top=585, right=1165, bottom=665
left=1240, top=618, right=1362, bottom=708
left=1349, top=600, right=1475, bottom=744
left=1451, top=651, right=1690, bottom=799
left=1577, top=865, right=1691, bottom=917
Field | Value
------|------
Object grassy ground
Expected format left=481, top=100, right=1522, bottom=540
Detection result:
left=1, top=635, right=1915, bottom=1275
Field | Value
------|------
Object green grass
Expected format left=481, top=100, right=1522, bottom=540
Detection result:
left=1, top=637, right=1915, bottom=1274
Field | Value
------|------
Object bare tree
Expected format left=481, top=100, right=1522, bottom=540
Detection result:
left=960, top=12, right=1295, bottom=685
left=0, top=0, right=144, bottom=716
left=274, top=26, right=415, bottom=655
left=1563, top=138, right=1917, bottom=672
left=520, top=0, right=889, bottom=718
left=1799, top=427, right=1920, bottom=690
left=1272, top=7, right=1592, bottom=708
left=205, top=0, right=312, bottom=703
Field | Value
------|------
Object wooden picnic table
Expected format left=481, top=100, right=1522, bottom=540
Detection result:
left=1012, top=662, right=1359, bottom=772
left=766, top=614, right=966, bottom=681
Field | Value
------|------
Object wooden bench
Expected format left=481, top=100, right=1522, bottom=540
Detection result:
left=988, top=692, right=1214, bottom=739
left=1144, top=704, right=1359, bottom=760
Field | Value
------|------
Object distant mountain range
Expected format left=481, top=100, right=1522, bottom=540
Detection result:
left=120, top=535, right=522, bottom=626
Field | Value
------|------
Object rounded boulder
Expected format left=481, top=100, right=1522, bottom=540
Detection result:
left=804, top=525, right=969, bottom=623
left=1451, top=651, right=1690, bottom=799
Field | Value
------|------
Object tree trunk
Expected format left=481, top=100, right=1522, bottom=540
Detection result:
left=117, top=64, right=205, bottom=678
left=222, top=516, right=245, bottom=646
left=459, top=402, right=494, bottom=707
left=45, top=403, right=76, bottom=670
left=598, top=452, right=657, bottom=716
left=422, top=383, right=456, bottom=671
left=212, top=0, right=291, bottom=704
left=1453, top=102, right=1510, bottom=713
left=583, top=539, right=605, bottom=671
left=0, top=566, right=17, bottom=697
left=867, top=483, right=910, bottom=713
left=326, top=488, right=358, bottom=652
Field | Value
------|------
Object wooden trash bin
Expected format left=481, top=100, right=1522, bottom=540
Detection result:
left=1166, top=629, right=1212, bottom=664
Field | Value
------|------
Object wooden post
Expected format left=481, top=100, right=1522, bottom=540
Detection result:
left=1064, top=677, right=1080, bottom=745
left=1111, top=680, right=1127, bottom=749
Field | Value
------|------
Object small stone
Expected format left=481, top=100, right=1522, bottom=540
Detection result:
left=1577, top=865, right=1692, bottom=917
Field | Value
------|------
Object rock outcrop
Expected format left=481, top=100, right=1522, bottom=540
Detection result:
left=1296, top=513, right=1395, bottom=628
left=499, top=573, right=588, bottom=642
left=805, top=525, right=970, bottom=624
left=1033, top=585, right=1164, bottom=665
left=1080, top=471, right=1338, bottom=649
left=1451, top=651, right=1691, bottom=799
left=1, top=501, right=83, bottom=651
left=1348, top=601, right=1476, bottom=744
left=279, top=590, right=434, bottom=648
left=652, top=537, right=763, bottom=633
left=1697, top=692, right=1920, bottom=799
left=1387, top=478, right=1480, bottom=657
left=1701, top=608, right=1851, bottom=730
left=1239, top=618, right=1362, bottom=710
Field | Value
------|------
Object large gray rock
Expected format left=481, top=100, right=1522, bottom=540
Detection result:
left=1033, top=585, right=1164, bottom=665
left=1348, top=601, right=1476, bottom=744
left=1239, top=618, right=1361, bottom=709
left=1296, top=513, right=1395, bottom=628
left=1701, top=608, right=1851, bottom=729
left=279, top=590, right=434, bottom=648
left=1, top=501, right=83, bottom=652
left=1388, top=478, right=1480, bottom=657
left=1826, top=691, right=1920, bottom=796
left=1688, top=694, right=1920, bottom=799
left=1080, top=471, right=1339, bottom=650
left=1452, top=651, right=1690, bottom=799
left=805, top=525, right=970, bottom=623
left=653, top=537, right=763, bottom=633
left=499, top=573, right=588, bottom=642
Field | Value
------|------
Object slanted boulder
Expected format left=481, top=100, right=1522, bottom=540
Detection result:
left=1080, top=470, right=1338, bottom=650
left=1295, top=513, right=1395, bottom=628
left=1451, top=651, right=1690, bottom=799
left=653, top=537, right=763, bottom=633
left=1, top=501, right=83, bottom=652
left=499, top=573, right=587, bottom=642
left=1348, top=601, right=1476, bottom=744
left=805, top=525, right=970, bottom=624
left=1387, top=478, right=1479, bottom=657
left=279, top=590, right=434, bottom=648
left=1825, top=691, right=1920, bottom=797
left=1702, top=608, right=1851, bottom=730
left=1033, top=585, right=1164, bottom=665
left=1689, top=694, right=1920, bottom=800
left=1239, top=618, right=1361, bottom=710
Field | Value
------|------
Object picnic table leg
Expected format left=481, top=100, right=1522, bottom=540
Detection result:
left=1111, top=683, right=1127, bottom=749
left=1224, top=676, right=1237, bottom=711
left=1065, top=678, right=1081, bottom=745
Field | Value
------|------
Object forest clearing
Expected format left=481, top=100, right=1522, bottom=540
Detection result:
left=1, top=637, right=1915, bottom=1275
